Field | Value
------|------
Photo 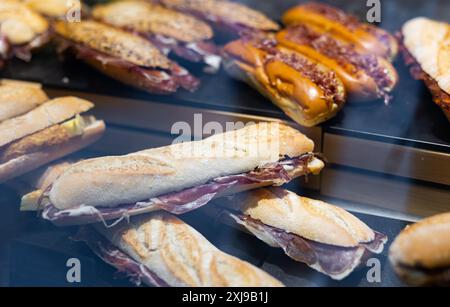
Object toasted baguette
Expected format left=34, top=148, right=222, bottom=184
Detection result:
left=0, top=120, right=104, bottom=183
left=0, top=97, right=94, bottom=148
left=49, top=122, right=318, bottom=210
left=96, top=212, right=283, bottom=287
left=0, top=0, right=49, bottom=44
left=0, top=83, right=49, bottom=122
left=92, top=1, right=213, bottom=43
left=54, top=20, right=171, bottom=69
left=231, top=188, right=375, bottom=247
left=24, top=0, right=82, bottom=18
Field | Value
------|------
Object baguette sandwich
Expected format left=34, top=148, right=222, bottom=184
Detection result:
left=92, top=1, right=221, bottom=71
left=401, top=17, right=450, bottom=122
left=54, top=20, right=200, bottom=94
left=38, top=122, right=324, bottom=226
left=0, top=82, right=105, bottom=183
left=23, top=0, right=83, bottom=19
left=276, top=23, right=398, bottom=102
left=158, top=0, right=279, bottom=37
left=0, top=0, right=50, bottom=66
left=389, top=212, right=450, bottom=286
left=77, top=213, right=284, bottom=287
left=282, top=2, right=398, bottom=61
left=223, top=37, right=346, bottom=127
left=219, top=187, right=387, bottom=280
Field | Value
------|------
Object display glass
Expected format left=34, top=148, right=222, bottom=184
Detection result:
left=0, top=0, right=449, bottom=290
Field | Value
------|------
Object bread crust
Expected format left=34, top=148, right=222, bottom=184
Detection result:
left=223, top=39, right=345, bottom=127
left=96, top=213, right=283, bottom=287
left=389, top=213, right=450, bottom=270
left=24, top=0, right=82, bottom=18
left=0, top=96, right=93, bottom=148
left=402, top=17, right=450, bottom=95
left=54, top=20, right=171, bottom=69
left=160, top=0, right=279, bottom=32
left=0, top=120, right=105, bottom=183
left=0, top=0, right=49, bottom=44
left=49, top=122, right=315, bottom=210
left=92, top=1, right=213, bottom=43
left=232, top=188, right=375, bottom=247
left=0, top=83, right=48, bottom=122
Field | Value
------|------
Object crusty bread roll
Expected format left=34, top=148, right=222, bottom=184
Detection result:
left=282, top=2, right=398, bottom=60
left=0, top=83, right=49, bottom=122
left=95, top=212, right=284, bottom=287
left=159, top=0, right=279, bottom=33
left=49, top=122, right=320, bottom=210
left=0, top=97, right=93, bottom=148
left=389, top=213, right=450, bottom=286
left=0, top=120, right=105, bottom=183
left=0, top=0, right=49, bottom=45
left=92, top=1, right=213, bottom=43
left=234, top=188, right=375, bottom=248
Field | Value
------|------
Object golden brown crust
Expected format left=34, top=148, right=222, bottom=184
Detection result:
left=92, top=1, right=213, bottom=43
left=0, top=0, right=48, bottom=45
left=49, top=122, right=315, bottom=210
left=0, top=83, right=48, bottom=122
left=160, top=0, right=279, bottom=31
left=0, top=97, right=93, bottom=148
left=389, top=213, right=450, bottom=269
left=402, top=17, right=450, bottom=95
left=97, top=213, right=284, bottom=287
left=233, top=188, right=375, bottom=247
left=282, top=3, right=398, bottom=60
left=54, top=20, right=171, bottom=69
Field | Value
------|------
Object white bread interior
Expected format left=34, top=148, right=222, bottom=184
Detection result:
left=232, top=188, right=375, bottom=247
left=389, top=212, right=450, bottom=270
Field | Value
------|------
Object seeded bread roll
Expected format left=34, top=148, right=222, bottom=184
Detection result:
left=92, top=1, right=213, bottom=43
left=96, top=212, right=284, bottom=287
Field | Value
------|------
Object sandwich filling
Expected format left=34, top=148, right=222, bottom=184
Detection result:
left=58, top=38, right=200, bottom=94
left=229, top=212, right=387, bottom=280
left=0, top=115, right=96, bottom=164
left=257, top=39, right=346, bottom=107
left=40, top=153, right=323, bottom=226
left=282, top=25, right=396, bottom=100
left=75, top=226, right=169, bottom=287
left=0, top=30, right=50, bottom=62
